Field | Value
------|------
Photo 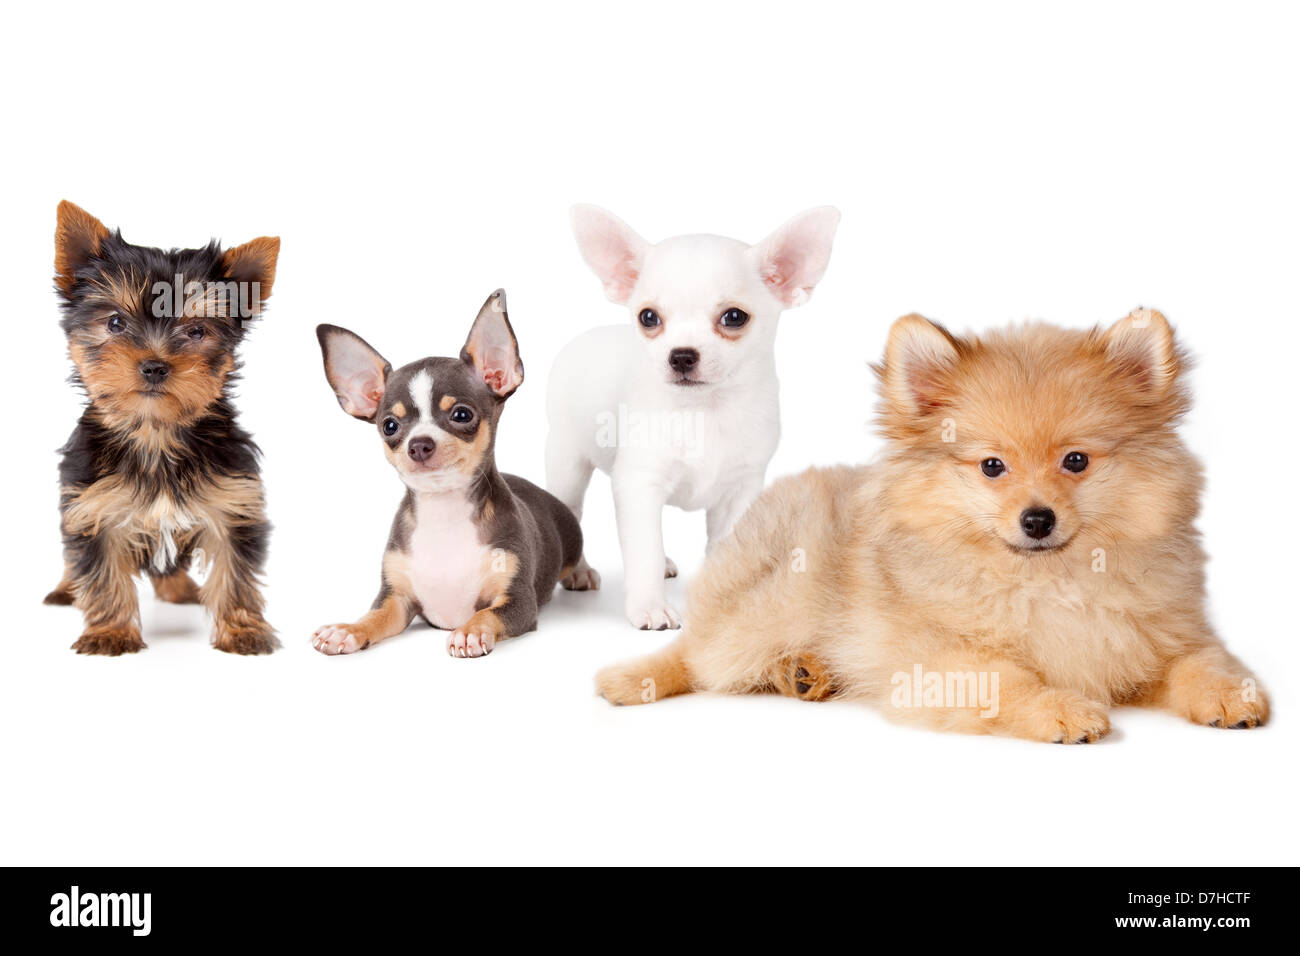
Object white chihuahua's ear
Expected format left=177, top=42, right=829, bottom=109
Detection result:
left=461, top=288, right=524, bottom=398
left=754, top=206, right=841, bottom=308
left=1104, top=307, right=1180, bottom=393
left=881, top=313, right=961, bottom=415
left=570, top=204, right=650, bottom=304
left=317, top=324, right=391, bottom=421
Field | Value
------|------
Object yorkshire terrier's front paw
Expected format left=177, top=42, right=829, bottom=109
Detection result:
left=44, top=583, right=76, bottom=606
left=312, top=624, right=365, bottom=655
left=152, top=571, right=202, bottom=605
left=72, top=626, right=146, bottom=656
left=213, top=613, right=279, bottom=655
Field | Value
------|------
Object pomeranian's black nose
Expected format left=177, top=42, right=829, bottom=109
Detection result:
left=407, top=437, right=436, bottom=463
left=1020, top=507, right=1056, bottom=539
left=138, top=360, right=170, bottom=384
left=668, top=348, right=700, bottom=373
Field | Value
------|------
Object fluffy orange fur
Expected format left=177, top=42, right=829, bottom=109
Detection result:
left=595, top=309, right=1269, bottom=743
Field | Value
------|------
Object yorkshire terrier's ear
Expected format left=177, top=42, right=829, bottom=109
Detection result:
left=461, top=289, right=524, bottom=399
left=54, top=200, right=110, bottom=293
left=222, top=236, right=280, bottom=313
left=317, top=324, right=391, bottom=421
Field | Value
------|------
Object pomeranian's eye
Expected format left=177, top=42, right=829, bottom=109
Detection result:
left=107, top=315, right=126, bottom=334
left=187, top=326, right=206, bottom=342
left=719, top=307, right=750, bottom=329
left=449, top=404, right=475, bottom=424
left=381, top=417, right=400, bottom=436
left=980, top=458, right=1006, bottom=478
left=638, top=308, right=661, bottom=329
left=1063, top=451, right=1089, bottom=473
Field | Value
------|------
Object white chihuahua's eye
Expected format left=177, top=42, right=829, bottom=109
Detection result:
left=449, top=404, right=474, bottom=424
left=980, top=458, right=1006, bottom=478
left=382, top=417, right=400, bottom=436
left=719, top=307, right=750, bottom=329
left=638, top=308, right=661, bottom=328
left=1062, top=451, right=1089, bottom=473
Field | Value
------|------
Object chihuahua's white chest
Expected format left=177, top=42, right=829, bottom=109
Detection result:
left=407, top=493, right=491, bottom=629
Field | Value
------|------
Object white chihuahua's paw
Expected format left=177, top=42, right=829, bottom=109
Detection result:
left=447, top=627, right=495, bottom=658
left=626, top=600, right=682, bottom=631
left=562, top=563, right=601, bottom=591
left=664, top=557, right=678, bottom=579
left=313, top=625, right=362, bottom=655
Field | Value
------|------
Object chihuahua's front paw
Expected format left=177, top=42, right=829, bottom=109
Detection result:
left=626, top=600, right=682, bottom=631
left=313, top=624, right=364, bottom=655
left=664, top=557, right=678, bottom=579
left=71, top=626, right=146, bottom=656
left=561, top=563, right=601, bottom=591
left=447, top=627, right=495, bottom=658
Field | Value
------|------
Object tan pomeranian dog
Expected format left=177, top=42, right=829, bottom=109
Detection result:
left=595, top=308, right=1269, bottom=743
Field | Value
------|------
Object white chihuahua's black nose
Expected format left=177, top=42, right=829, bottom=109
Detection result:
left=668, top=348, right=700, bottom=374
left=1020, top=507, right=1056, bottom=540
left=139, top=359, right=170, bottom=384
left=407, top=437, right=436, bottom=463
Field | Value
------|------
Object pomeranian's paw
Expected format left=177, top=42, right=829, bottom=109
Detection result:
left=72, top=626, right=146, bottom=656
left=1022, top=689, right=1111, bottom=744
left=1187, top=678, right=1269, bottom=730
left=626, top=600, right=681, bottom=631
left=313, top=624, right=364, bottom=655
left=775, top=654, right=836, bottom=701
left=561, top=563, right=601, bottom=591
left=664, top=557, right=678, bottom=579
left=595, top=662, right=656, bottom=705
left=447, top=627, right=495, bottom=658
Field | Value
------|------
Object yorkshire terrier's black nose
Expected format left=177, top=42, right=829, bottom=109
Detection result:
left=138, top=360, right=171, bottom=384
left=407, top=437, right=436, bottom=463
left=1020, top=507, right=1056, bottom=540
left=668, top=348, right=700, bottom=373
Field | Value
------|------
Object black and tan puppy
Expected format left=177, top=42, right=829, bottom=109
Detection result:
left=313, top=290, right=586, bottom=658
left=45, top=200, right=279, bottom=655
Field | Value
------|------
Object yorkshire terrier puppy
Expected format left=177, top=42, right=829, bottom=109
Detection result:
left=44, top=200, right=280, bottom=655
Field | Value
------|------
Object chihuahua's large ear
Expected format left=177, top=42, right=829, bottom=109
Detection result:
left=461, top=288, right=524, bottom=399
left=753, top=206, right=840, bottom=308
left=1103, top=307, right=1181, bottom=394
left=222, top=236, right=280, bottom=313
left=879, top=313, right=962, bottom=416
left=317, top=325, right=391, bottom=421
left=570, top=205, right=650, bottom=304
left=54, top=200, right=110, bottom=293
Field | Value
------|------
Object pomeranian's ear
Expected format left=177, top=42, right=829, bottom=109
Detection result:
left=1104, top=307, right=1180, bottom=393
left=317, top=324, right=391, bottom=421
left=222, top=236, right=280, bottom=312
left=570, top=205, right=649, bottom=304
left=461, top=288, right=524, bottom=399
left=753, top=206, right=841, bottom=308
left=54, top=200, right=110, bottom=293
left=881, top=313, right=962, bottom=415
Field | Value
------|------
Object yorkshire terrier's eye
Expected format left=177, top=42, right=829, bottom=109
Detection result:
left=980, top=458, right=1006, bottom=478
left=638, top=308, right=661, bottom=329
left=449, top=405, right=475, bottom=424
left=187, top=326, right=206, bottom=342
left=1063, top=451, right=1089, bottom=473
left=381, top=417, right=400, bottom=436
left=107, top=315, right=126, bottom=334
left=719, top=307, right=750, bottom=329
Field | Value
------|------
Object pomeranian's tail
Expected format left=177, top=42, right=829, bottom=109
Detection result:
left=595, top=639, right=694, bottom=706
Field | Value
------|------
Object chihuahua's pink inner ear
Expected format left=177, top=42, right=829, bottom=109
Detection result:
left=570, top=204, right=650, bottom=304
left=54, top=200, right=110, bottom=293
left=754, top=206, right=841, bottom=308
left=317, top=325, right=391, bottom=421
left=883, top=314, right=961, bottom=414
left=1104, top=307, right=1179, bottom=393
left=461, top=289, right=524, bottom=398
left=221, top=236, right=280, bottom=313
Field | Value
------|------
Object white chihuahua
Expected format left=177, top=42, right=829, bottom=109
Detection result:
left=545, top=205, right=840, bottom=629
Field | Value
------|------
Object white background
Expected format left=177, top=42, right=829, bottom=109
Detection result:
left=2, top=1, right=1297, bottom=865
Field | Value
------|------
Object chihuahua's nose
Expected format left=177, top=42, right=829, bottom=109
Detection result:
left=407, top=437, right=436, bottom=463
left=668, top=348, right=700, bottom=373
left=138, top=360, right=170, bottom=384
left=1020, top=507, right=1056, bottom=540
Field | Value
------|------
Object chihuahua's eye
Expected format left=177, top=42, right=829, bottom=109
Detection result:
left=1063, top=451, right=1089, bottom=473
left=638, top=309, right=661, bottom=329
left=107, top=315, right=126, bottom=334
left=449, top=405, right=475, bottom=425
left=381, top=417, right=400, bottom=436
left=980, top=458, right=1006, bottom=478
left=719, top=308, right=750, bottom=329
left=187, top=326, right=206, bottom=341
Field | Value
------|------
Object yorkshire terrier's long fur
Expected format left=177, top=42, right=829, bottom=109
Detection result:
left=596, top=309, right=1270, bottom=742
left=44, top=200, right=280, bottom=655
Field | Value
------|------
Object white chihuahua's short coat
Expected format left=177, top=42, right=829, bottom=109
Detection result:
left=545, top=205, right=840, bottom=629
